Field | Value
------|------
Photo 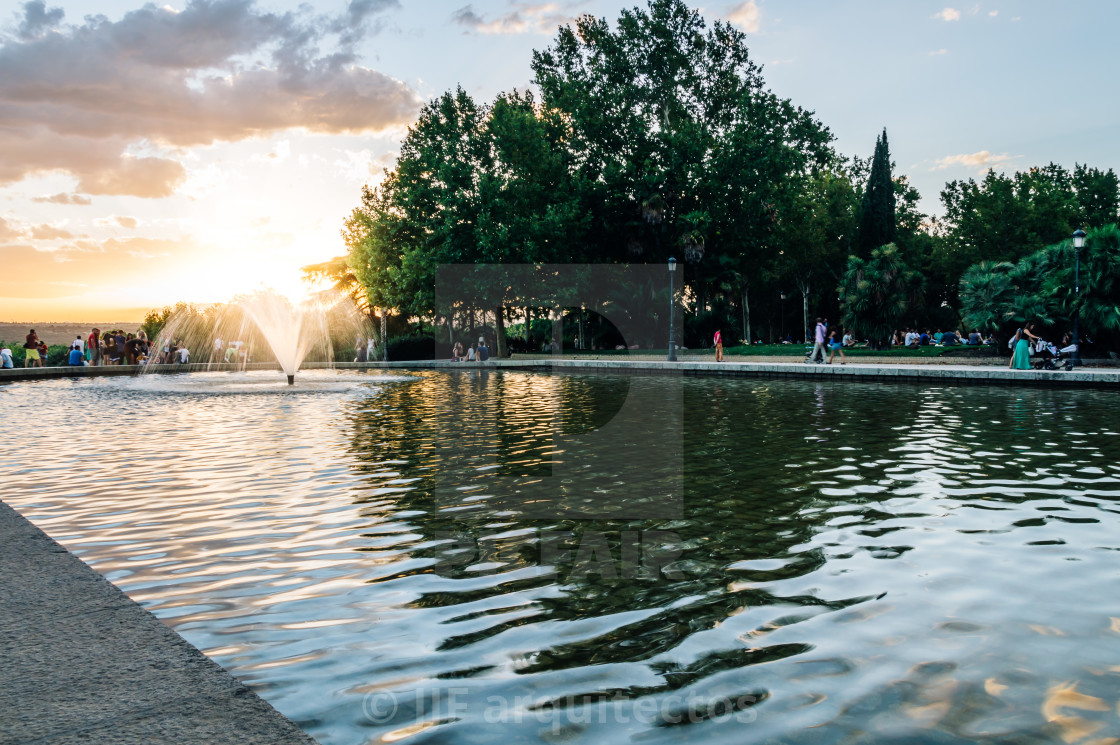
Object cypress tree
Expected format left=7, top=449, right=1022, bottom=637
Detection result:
left=856, top=129, right=896, bottom=256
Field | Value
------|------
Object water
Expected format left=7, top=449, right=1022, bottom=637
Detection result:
left=2, top=369, right=1120, bottom=744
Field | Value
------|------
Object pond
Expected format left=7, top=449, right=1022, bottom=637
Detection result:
left=2, top=369, right=1120, bottom=744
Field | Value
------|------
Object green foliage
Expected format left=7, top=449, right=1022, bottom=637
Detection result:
left=936, top=163, right=1120, bottom=289
left=343, top=0, right=836, bottom=340
left=959, top=224, right=1120, bottom=347
left=839, top=244, right=924, bottom=348
left=855, top=129, right=895, bottom=256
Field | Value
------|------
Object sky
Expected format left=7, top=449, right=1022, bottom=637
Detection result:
left=1, top=0, right=1118, bottom=322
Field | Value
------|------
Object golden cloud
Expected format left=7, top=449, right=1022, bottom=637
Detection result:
left=0, top=0, right=421, bottom=198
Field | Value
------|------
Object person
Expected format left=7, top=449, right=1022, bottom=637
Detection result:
left=942, top=329, right=959, bottom=346
left=37, top=340, right=48, bottom=365
left=72, top=334, right=84, bottom=355
left=827, top=328, right=846, bottom=364
left=905, top=329, right=919, bottom=349
left=933, top=329, right=944, bottom=344
left=177, top=345, right=190, bottom=364
left=213, top=337, right=223, bottom=362
left=68, top=345, right=84, bottom=366
left=366, top=337, right=376, bottom=361
left=356, top=341, right=368, bottom=363
left=967, top=329, right=982, bottom=345
left=1, top=347, right=13, bottom=369
left=477, top=336, right=490, bottom=361
left=842, top=330, right=855, bottom=348
left=713, top=329, right=723, bottom=362
left=24, top=329, right=42, bottom=368
left=124, top=337, right=148, bottom=365
left=113, top=330, right=126, bottom=363
left=452, top=341, right=464, bottom=361
left=805, top=317, right=826, bottom=364
left=1010, top=323, right=1039, bottom=370
left=467, top=343, right=476, bottom=362
left=919, top=330, right=931, bottom=346
left=88, top=328, right=101, bottom=366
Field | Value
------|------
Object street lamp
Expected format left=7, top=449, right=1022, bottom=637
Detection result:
left=780, top=290, right=787, bottom=342
left=1071, top=228, right=1086, bottom=368
left=667, top=257, right=678, bottom=361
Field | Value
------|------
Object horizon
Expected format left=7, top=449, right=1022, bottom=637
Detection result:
left=2, top=0, right=1118, bottom=321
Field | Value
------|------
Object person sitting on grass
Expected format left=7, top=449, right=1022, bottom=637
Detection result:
left=942, top=329, right=959, bottom=346
left=967, top=329, right=982, bottom=345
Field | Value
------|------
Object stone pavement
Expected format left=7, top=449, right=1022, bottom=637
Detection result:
left=1, top=356, right=1117, bottom=387
left=0, top=499, right=317, bottom=745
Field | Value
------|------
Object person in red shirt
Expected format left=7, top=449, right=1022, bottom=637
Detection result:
left=88, top=328, right=101, bottom=366
left=713, top=329, right=724, bottom=362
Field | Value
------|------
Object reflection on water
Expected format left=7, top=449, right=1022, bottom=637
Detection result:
left=3, top=369, right=1120, bottom=744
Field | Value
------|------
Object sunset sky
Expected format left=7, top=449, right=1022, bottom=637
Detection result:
left=1, top=0, right=1117, bottom=322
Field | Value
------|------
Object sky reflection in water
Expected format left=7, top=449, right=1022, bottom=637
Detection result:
left=2, top=369, right=1120, bottom=744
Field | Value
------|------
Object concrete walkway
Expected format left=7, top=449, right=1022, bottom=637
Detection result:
left=1, top=356, right=1118, bottom=387
left=0, top=499, right=317, bottom=745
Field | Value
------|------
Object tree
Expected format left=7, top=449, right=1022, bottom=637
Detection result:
left=838, top=243, right=923, bottom=349
left=855, top=129, right=895, bottom=257
left=958, top=224, right=1120, bottom=349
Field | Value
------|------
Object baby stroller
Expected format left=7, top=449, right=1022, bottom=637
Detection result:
left=1034, top=338, right=1078, bottom=371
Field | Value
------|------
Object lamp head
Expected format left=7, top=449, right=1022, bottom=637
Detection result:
left=1073, top=228, right=1086, bottom=249
left=667, top=257, right=677, bottom=273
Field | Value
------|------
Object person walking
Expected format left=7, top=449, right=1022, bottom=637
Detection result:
left=713, top=329, right=724, bottom=362
left=24, top=329, right=41, bottom=368
left=1010, top=323, right=1038, bottom=370
left=827, top=328, right=846, bottom=364
left=805, top=318, right=827, bottom=364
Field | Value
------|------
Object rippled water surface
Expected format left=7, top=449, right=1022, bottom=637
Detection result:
left=3, top=369, right=1120, bottom=744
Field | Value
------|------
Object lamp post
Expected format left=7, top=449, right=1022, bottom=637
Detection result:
left=780, top=290, right=787, bottom=341
left=1071, top=228, right=1086, bottom=368
left=667, top=257, right=678, bottom=361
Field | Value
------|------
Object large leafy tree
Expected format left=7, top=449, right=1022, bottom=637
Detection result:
left=530, top=0, right=835, bottom=331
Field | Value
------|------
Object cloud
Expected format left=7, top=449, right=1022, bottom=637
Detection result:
left=932, top=7, right=961, bottom=21
left=451, top=2, right=579, bottom=35
left=75, top=157, right=187, bottom=199
left=725, top=1, right=761, bottom=32
left=929, top=48, right=948, bottom=55
left=932, top=150, right=1017, bottom=172
left=989, top=10, right=998, bottom=16
left=31, top=192, right=92, bottom=205
left=0, top=0, right=421, bottom=198
left=16, top=0, right=65, bottom=40
left=30, top=224, right=75, bottom=240
left=94, top=216, right=139, bottom=229
left=0, top=217, right=25, bottom=241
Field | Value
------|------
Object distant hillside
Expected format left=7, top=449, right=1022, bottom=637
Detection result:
left=0, top=322, right=142, bottom=346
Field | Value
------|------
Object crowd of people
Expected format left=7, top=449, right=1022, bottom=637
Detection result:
left=891, top=328, right=991, bottom=348
left=0, top=328, right=247, bottom=369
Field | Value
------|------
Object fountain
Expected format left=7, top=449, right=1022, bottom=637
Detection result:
left=146, top=289, right=371, bottom=384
